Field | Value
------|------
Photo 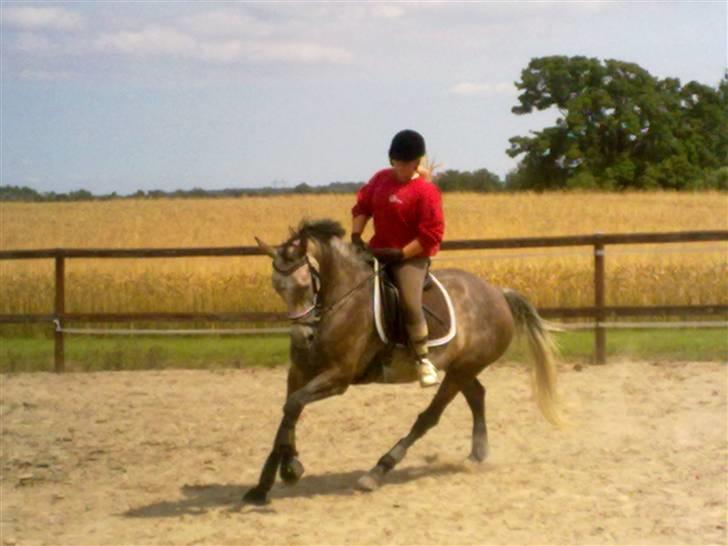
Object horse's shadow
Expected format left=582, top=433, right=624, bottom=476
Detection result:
left=123, top=462, right=469, bottom=518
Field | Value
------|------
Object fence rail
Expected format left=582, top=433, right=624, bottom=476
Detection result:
left=1, top=230, right=726, bottom=372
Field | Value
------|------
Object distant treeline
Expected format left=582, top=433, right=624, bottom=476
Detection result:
left=0, top=181, right=363, bottom=202
left=0, top=170, right=507, bottom=202
left=2, top=164, right=726, bottom=203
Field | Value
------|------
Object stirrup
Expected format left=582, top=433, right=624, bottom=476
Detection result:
left=417, top=357, right=440, bottom=388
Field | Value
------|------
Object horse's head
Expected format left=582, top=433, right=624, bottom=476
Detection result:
left=255, top=224, right=327, bottom=349
left=256, top=219, right=366, bottom=347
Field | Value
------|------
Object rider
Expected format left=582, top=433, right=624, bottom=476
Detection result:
left=350, top=129, right=444, bottom=388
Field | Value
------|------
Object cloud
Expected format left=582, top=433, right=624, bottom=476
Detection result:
left=197, top=40, right=246, bottom=64
left=246, top=41, right=353, bottom=64
left=96, top=26, right=197, bottom=57
left=449, top=81, right=517, bottom=97
left=14, top=32, right=55, bottom=53
left=96, top=25, right=352, bottom=65
left=177, top=10, right=273, bottom=38
left=18, top=69, right=71, bottom=81
left=2, top=6, right=84, bottom=32
left=370, top=5, right=405, bottom=19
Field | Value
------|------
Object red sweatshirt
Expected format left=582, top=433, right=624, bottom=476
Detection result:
left=352, top=168, right=445, bottom=257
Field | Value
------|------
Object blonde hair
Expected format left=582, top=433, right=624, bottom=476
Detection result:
left=417, top=155, right=442, bottom=182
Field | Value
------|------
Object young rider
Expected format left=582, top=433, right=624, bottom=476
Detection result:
left=351, top=129, right=445, bottom=388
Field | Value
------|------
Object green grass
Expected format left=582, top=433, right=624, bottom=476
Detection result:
left=0, top=334, right=290, bottom=373
left=1, top=327, right=725, bottom=373
left=506, top=327, right=727, bottom=364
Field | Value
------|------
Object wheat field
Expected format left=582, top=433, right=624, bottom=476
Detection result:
left=1, top=192, right=726, bottom=316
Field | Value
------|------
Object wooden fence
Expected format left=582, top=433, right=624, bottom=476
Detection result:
left=1, top=230, right=726, bottom=372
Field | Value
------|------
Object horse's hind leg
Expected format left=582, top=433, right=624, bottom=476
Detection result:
left=461, top=378, right=488, bottom=462
left=357, top=374, right=461, bottom=492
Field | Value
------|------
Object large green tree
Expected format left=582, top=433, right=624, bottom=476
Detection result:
left=507, top=56, right=728, bottom=190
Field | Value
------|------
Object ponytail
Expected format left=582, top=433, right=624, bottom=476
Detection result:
left=417, top=156, right=442, bottom=182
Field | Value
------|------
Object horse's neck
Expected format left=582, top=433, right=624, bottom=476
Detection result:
left=317, top=241, right=371, bottom=307
left=312, top=241, right=379, bottom=374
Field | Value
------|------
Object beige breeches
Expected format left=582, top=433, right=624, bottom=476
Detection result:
left=390, top=257, right=430, bottom=358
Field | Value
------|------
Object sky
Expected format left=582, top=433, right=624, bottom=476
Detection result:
left=1, top=1, right=726, bottom=195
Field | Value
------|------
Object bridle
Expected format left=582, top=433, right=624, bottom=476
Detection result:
left=273, top=250, right=378, bottom=325
left=273, top=254, right=322, bottom=324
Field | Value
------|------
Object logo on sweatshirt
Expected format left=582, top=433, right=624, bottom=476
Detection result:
left=388, top=194, right=403, bottom=205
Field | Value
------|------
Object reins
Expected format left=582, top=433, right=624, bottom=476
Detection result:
left=274, top=251, right=379, bottom=323
left=316, top=269, right=379, bottom=317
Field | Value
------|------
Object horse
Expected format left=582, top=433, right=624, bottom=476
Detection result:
left=245, top=219, right=561, bottom=504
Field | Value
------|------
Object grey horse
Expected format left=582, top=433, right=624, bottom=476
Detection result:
left=246, top=219, right=561, bottom=504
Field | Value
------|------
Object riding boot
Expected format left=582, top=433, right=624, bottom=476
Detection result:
left=407, top=322, right=440, bottom=388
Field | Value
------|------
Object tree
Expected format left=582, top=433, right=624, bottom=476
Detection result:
left=293, top=182, right=313, bottom=194
left=67, top=189, right=94, bottom=201
left=436, top=168, right=502, bottom=192
left=0, top=185, right=43, bottom=201
left=507, top=56, right=727, bottom=190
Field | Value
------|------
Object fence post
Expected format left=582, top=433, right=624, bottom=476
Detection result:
left=54, top=255, right=65, bottom=373
left=594, top=236, right=606, bottom=364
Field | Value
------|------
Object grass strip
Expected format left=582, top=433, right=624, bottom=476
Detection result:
left=1, top=328, right=725, bottom=373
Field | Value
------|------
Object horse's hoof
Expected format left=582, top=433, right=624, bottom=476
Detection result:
left=468, top=444, right=489, bottom=463
left=280, top=457, right=305, bottom=485
left=242, top=486, right=269, bottom=505
left=356, top=473, right=380, bottom=492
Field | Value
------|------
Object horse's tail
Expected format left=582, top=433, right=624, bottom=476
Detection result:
left=502, top=288, right=564, bottom=427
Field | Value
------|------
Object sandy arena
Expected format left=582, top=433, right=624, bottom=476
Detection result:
left=2, top=360, right=726, bottom=545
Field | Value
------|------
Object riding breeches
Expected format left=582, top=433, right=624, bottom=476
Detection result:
left=390, top=257, right=430, bottom=358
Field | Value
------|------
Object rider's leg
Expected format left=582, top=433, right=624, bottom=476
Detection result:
left=391, top=257, right=440, bottom=387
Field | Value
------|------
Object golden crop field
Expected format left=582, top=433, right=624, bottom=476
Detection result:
left=1, top=192, right=726, bottom=316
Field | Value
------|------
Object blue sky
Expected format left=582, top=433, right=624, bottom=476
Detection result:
left=1, top=1, right=726, bottom=194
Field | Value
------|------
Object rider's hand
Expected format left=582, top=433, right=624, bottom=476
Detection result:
left=371, top=247, right=404, bottom=264
left=351, top=232, right=366, bottom=251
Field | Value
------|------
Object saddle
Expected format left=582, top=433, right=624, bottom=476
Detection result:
left=372, top=259, right=457, bottom=349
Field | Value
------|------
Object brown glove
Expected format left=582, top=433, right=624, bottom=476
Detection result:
left=351, top=233, right=367, bottom=251
left=371, top=247, right=404, bottom=264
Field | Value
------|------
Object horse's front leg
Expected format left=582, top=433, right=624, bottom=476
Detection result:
left=243, top=368, right=348, bottom=505
left=280, top=365, right=306, bottom=485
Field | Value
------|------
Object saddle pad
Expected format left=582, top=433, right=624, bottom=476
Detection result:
left=373, top=259, right=457, bottom=348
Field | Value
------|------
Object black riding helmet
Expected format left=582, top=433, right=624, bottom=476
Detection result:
left=388, top=129, right=426, bottom=162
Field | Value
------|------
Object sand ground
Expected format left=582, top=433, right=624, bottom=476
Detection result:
left=2, top=360, right=726, bottom=545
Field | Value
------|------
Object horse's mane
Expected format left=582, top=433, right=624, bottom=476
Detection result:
left=298, top=219, right=346, bottom=243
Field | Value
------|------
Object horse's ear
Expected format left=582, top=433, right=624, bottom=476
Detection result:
left=289, top=226, right=297, bottom=237
left=254, top=237, right=277, bottom=259
left=295, top=231, right=308, bottom=256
